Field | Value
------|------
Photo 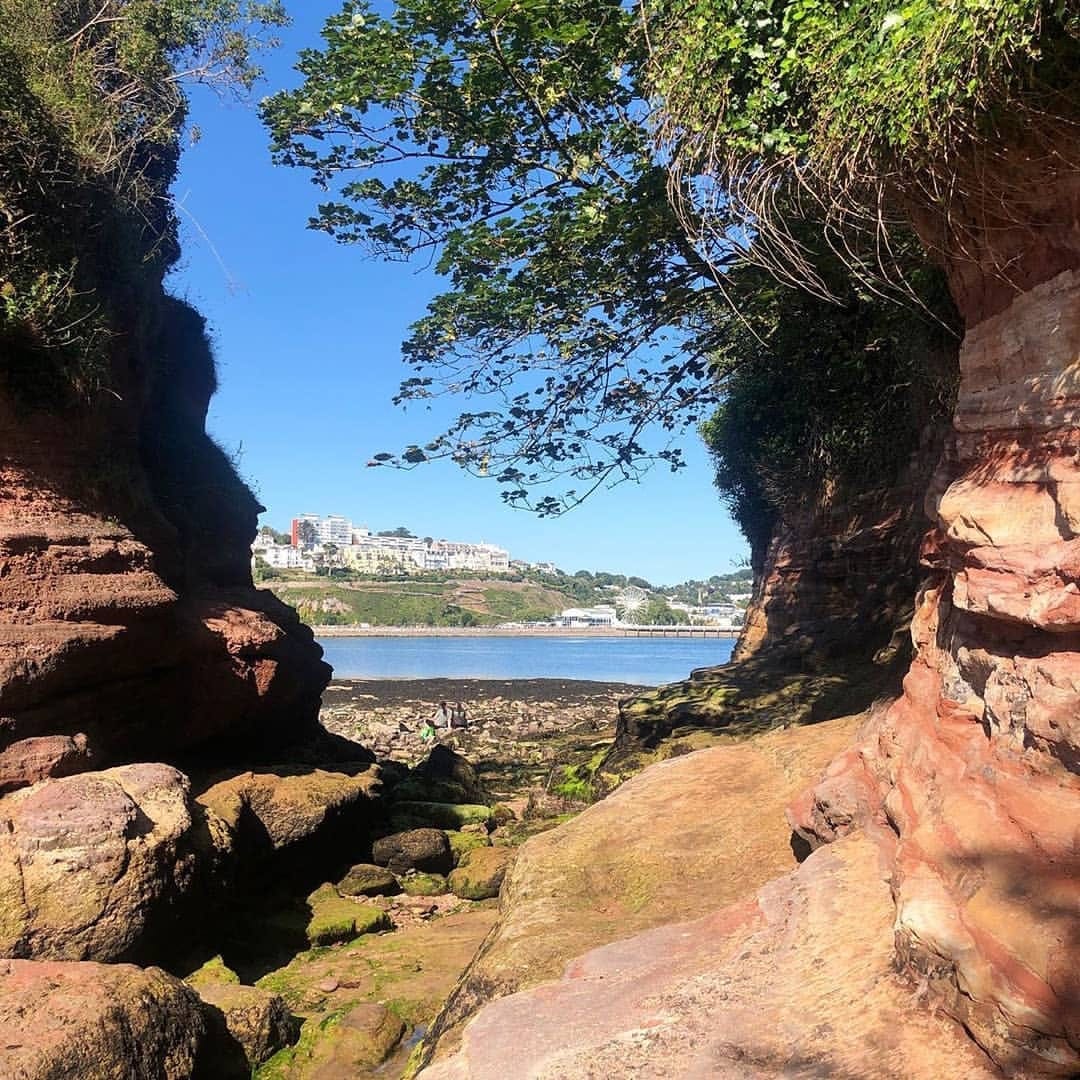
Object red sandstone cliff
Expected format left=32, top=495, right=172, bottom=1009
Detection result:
left=0, top=298, right=330, bottom=785
left=790, top=179, right=1080, bottom=1074
left=611, top=436, right=946, bottom=757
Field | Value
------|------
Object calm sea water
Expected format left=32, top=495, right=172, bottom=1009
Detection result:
left=317, top=634, right=735, bottom=686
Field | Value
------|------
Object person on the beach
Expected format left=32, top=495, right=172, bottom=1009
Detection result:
left=450, top=701, right=468, bottom=729
left=430, top=700, right=451, bottom=729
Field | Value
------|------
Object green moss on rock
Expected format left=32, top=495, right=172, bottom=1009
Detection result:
left=448, top=846, right=513, bottom=901
left=305, top=884, right=391, bottom=946
left=184, top=954, right=241, bottom=991
left=447, top=830, right=490, bottom=866
left=400, top=872, right=449, bottom=897
left=337, top=863, right=400, bottom=897
left=389, top=801, right=492, bottom=831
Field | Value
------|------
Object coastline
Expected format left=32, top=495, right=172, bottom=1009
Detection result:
left=312, top=624, right=739, bottom=638
left=322, top=675, right=648, bottom=704
left=320, top=676, right=641, bottom=763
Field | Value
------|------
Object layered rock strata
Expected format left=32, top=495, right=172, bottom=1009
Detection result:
left=419, top=796, right=992, bottom=1079
left=791, top=264, right=1080, bottom=1069
left=417, top=713, right=861, bottom=1067
left=0, top=300, right=329, bottom=783
left=613, top=435, right=946, bottom=759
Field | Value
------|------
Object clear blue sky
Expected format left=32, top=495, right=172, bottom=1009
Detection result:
left=168, top=1, right=748, bottom=585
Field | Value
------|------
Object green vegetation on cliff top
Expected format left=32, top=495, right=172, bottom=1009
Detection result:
left=0, top=0, right=286, bottom=407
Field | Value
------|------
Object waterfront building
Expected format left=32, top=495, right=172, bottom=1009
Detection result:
left=557, top=605, right=617, bottom=628
left=283, top=511, right=512, bottom=577
left=251, top=542, right=312, bottom=571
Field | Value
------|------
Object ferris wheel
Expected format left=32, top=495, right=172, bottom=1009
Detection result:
left=614, top=585, right=649, bottom=625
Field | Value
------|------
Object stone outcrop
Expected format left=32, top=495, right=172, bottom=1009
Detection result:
left=0, top=959, right=212, bottom=1079
left=609, top=294, right=958, bottom=766
left=0, top=733, right=91, bottom=795
left=193, top=981, right=299, bottom=1069
left=734, top=449, right=942, bottom=667
left=789, top=187, right=1080, bottom=1073
left=447, top=845, right=512, bottom=900
left=418, top=713, right=860, bottom=1066
left=196, top=764, right=381, bottom=862
left=611, top=432, right=946, bottom=762
left=420, top=836, right=994, bottom=1080
left=0, top=764, right=199, bottom=962
left=373, top=828, right=454, bottom=876
left=0, top=298, right=329, bottom=780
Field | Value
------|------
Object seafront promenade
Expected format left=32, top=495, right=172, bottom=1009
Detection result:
left=313, top=624, right=739, bottom=638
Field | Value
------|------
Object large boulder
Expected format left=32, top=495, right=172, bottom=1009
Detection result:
left=397, top=745, right=486, bottom=804
left=337, top=863, right=400, bottom=897
left=372, top=828, right=453, bottom=876
left=448, top=846, right=512, bottom=901
left=284, top=1003, right=406, bottom=1075
left=193, top=982, right=299, bottom=1070
left=0, top=764, right=200, bottom=961
left=0, top=734, right=92, bottom=795
left=195, top=765, right=381, bottom=874
left=0, top=959, right=212, bottom=1079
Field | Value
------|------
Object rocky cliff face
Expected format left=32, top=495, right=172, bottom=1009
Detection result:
left=733, top=461, right=936, bottom=667
left=611, top=435, right=945, bottom=762
left=0, top=297, right=330, bottom=785
left=791, top=182, right=1080, bottom=1074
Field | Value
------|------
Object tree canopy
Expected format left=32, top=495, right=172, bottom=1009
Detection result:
left=263, top=0, right=737, bottom=514
left=650, top=0, right=1080, bottom=281
left=264, top=0, right=959, bottom=529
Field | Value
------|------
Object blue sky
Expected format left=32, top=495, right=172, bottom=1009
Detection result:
left=168, top=1, right=748, bottom=585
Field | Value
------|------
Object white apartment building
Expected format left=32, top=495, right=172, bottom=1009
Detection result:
left=285, top=511, right=513, bottom=576
left=252, top=542, right=310, bottom=571
left=427, top=540, right=510, bottom=573
left=294, top=513, right=354, bottom=548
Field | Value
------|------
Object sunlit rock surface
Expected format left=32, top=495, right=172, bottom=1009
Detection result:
left=792, top=268, right=1080, bottom=1074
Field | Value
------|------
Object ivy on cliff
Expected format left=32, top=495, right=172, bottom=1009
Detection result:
left=702, top=247, right=957, bottom=562
left=651, top=0, right=1080, bottom=279
left=0, top=0, right=287, bottom=407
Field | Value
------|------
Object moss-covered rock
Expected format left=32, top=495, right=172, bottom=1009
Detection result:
left=404, top=745, right=486, bottom=804
left=389, top=801, right=492, bottom=832
left=196, top=766, right=381, bottom=854
left=400, top=872, right=449, bottom=897
left=447, top=829, right=490, bottom=866
left=195, top=981, right=299, bottom=1069
left=448, top=846, right=513, bottom=901
left=184, top=954, right=241, bottom=992
left=305, top=884, right=391, bottom=946
left=337, top=863, right=400, bottom=897
left=260, top=1002, right=405, bottom=1076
